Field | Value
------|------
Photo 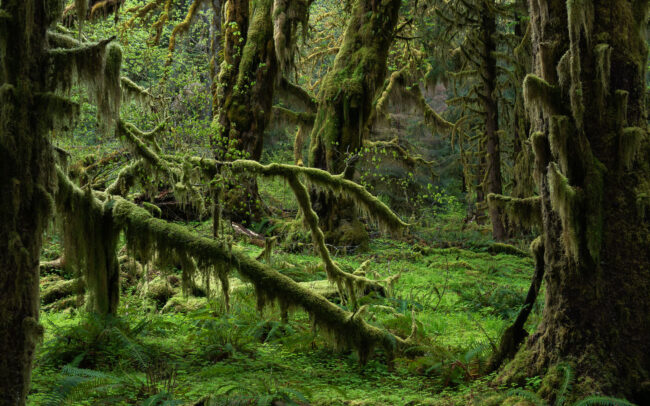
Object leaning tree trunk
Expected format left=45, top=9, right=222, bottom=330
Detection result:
left=214, top=0, right=277, bottom=223
left=500, top=0, right=650, bottom=401
left=307, top=0, right=401, bottom=246
left=0, top=1, right=60, bottom=403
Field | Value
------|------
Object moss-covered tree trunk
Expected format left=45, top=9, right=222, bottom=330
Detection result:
left=479, top=0, right=507, bottom=241
left=501, top=0, right=650, bottom=401
left=307, top=0, right=401, bottom=244
left=509, top=0, right=533, bottom=205
left=214, top=0, right=277, bottom=222
left=0, top=1, right=58, bottom=403
left=209, top=0, right=223, bottom=115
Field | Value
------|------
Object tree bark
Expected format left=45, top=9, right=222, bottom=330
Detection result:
left=479, top=1, right=507, bottom=241
left=501, top=0, right=650, bottom=401
left=214, top=0, right=277, bottom=223
left=307, top=0, right=401, bottom=244
left=0, top=1, right=58, bottom=403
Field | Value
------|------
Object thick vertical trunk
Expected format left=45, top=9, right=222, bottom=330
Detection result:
left=0, top=1, right=57, bottom=404
left=215, top=0, right=277, bottom=222
left=480, top=1, right=507, bottom=241
left=307, top=0, right=401, bottom=244
left=501, top=0, right=650, bottom=401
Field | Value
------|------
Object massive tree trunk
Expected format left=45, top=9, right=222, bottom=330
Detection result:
left=307, top=0, right=401, bottom=246
left=0, top=1, right=60, bottom=403
left=214, top=0, right=277, bottom=222
left=501, top=0, right=650, bottom=401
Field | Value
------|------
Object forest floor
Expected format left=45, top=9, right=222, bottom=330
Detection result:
left=29, top=188, right=541, bottom=405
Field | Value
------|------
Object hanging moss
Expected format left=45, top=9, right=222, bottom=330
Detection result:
left=363, top=138, right=435, bottom=171
left=308, top=0, right=402, bottom=177
left=168, top=0, right=203, bottom=59
left=120, top=77, right=152, bottom=105
left=117, top=119, right=205, bottom=212
left=47, top=35, right=122, bottom=129
left=55, top=172, right=121, bottom=315
left=59, top=169, right=415, bottom=360
left=547, top=162, right=580, bottom=260
left=255, top=236, right=277, bottom=264
left=272, top=0, right=309, bottom=72
left=583, top=156, right=605, bottom=263
left=594, top=43, right=611, bottom=109
left=225, top=160, right=408, bottom=233
left=523, top=74, right=559, bottom=114
left=487, top=194, right=542, bottom=229
left=619, top=127, right=645, bottom=170
left=548, top=115, right=571, bottom=175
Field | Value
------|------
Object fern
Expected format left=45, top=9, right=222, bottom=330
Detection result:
left=507, top=388, right=547, bottom=406
left=556, top=363, right=574, bottom=406
left=573, top=397, right=637, bottom=406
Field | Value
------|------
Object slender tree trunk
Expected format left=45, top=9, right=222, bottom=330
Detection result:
left=501, top=0, right=650, bottom=401
left=307, top=0, right=401, bottom=245
left=480, top=1, right=507, bottom=241
left=510, top=0, right=534, bottom=202
left=0, top=1, right=58, bottom=403
left=209, top=0, right=223, bottom=117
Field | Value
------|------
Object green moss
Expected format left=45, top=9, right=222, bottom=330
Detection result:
left=226, top=160, right=408, bottom=233
left=145, top=276, right=175, bottom=308
left=547, top=163, right=580, bottom=260
left=549, top=115, right=571, bottom=174
left=141, top=202, right=162, bottom=218
left=523, top=74, right=559, bottom=113
left=583, top=157, right=605, bottom=263
left=488, top=243, right=531, bottom=258
left=487, top=194, right=542, bottom=230
left=161, top=295, right=206, bottom=313
left=41, top=278, right=84, bottom=305
left=619, top=127, right=645, bottom=170
left=308, top=0, right=402, bottom=177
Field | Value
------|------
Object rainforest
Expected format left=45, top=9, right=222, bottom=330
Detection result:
left=0, top=0, right=649, bottom=405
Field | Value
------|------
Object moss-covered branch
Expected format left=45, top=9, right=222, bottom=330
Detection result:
left=286, top=173, right=390, bottom=307
left=487, top=193, right=542, bottom=229
left=56, top=168, right=412, bottom=362
left=221, top=160, right=409, bottom=232
left=47, top=36, right=122, bottom=127
left=363, top=137, right=435, bottom=170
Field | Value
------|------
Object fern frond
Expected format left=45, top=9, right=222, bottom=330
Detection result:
left=556, top=363, right=574, bottom=406
left=573, top=396, right=637, bottom=406
left=506, top=388, right=547, bottom=406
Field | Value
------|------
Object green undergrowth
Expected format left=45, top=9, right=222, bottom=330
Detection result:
left=31, top=212, right=543, bottom=405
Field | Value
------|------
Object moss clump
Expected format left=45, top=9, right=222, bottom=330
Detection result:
left=144, top=277, right=175, bottom=308
left=547, top=163, right=580, bottom=259
left=488, top=243, right=531, bottom=258
left=41, top=278, right=84, bottom=305
left=329, top=220, right=369, bottom=251
left=619, top=127, right=645, bottom=170
left=523, top=74, right=559, bottom=114
left=161, top=295, right=206, bottom=314
left=487, top=194, right=542, bottom=230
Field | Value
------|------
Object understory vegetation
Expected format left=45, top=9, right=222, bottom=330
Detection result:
left=1, top=0, right=648, bottom=405
left=34, top=202, right=543, bottom=405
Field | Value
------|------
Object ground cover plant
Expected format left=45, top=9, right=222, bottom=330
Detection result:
left=1, top=0, right=648, bottom=405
